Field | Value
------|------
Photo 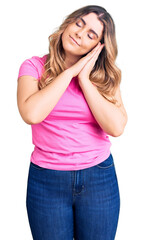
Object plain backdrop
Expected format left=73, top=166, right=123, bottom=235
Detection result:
left=0, top=0, right=144, bottom=239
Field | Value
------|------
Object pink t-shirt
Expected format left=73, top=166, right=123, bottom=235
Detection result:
left=17, top=54, right=112, bottom=170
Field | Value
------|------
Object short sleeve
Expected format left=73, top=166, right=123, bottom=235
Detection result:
left=17, top=58, right=39, bottom=81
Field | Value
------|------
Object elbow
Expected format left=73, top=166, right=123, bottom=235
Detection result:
left=112, top=129, right=124, bottom=137
left=26, top=112, right=46, bottom=125
left=21, top=115, right=35, bottom=125
left=18, top=110, right=33, bottom=125
left=112, top=127, right=124, bottom=137
left=26, top=115, right=40, bottom=125
left=18, top=104, right=40, bottom=125
left=20, top=112, right=39, bottom=125
left=112, top=115, right=128, bottom=137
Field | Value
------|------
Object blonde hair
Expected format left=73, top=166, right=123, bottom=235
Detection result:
left=39, top=5, right=121, bottom=105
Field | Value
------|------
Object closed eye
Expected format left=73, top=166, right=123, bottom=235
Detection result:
left=88, top=35, right=93, bottom=39
left=75, top=22, right=93, bottom=40
left=76, top=22, right=81, bottom=27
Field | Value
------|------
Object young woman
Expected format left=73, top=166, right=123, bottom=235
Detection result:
left=17, top=5, right=128, bottom=240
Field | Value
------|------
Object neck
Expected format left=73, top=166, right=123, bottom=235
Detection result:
left=64, top=53, right=81, bottom=69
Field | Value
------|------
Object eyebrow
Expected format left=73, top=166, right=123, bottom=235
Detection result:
left=79, top=17, right=99, bottom=38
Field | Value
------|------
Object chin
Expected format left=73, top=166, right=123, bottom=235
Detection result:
left=63, top=44, right=79, bottom=56
left=62, top=35, right=86, bottom=59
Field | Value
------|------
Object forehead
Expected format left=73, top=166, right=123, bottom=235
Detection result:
left=79, top=12, right=104, bottom=36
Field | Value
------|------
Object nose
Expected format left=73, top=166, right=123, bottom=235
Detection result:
left=75, top=28, right=85, bottom=39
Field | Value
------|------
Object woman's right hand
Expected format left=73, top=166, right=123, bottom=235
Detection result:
left=68, top=42, right=101, bottom=78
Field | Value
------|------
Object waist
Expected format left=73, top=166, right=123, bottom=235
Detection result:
left=30, top=145, right=112, bottom=171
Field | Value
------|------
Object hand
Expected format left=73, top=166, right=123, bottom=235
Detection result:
left=69, top=42, right=104, bottom=78
left=78, top=42, right=105, bottom=82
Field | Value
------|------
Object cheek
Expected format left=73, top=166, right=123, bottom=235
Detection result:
left=84, top=43, right=96, bottom=52
left=62, top=31, right=68, bottom=45
left=89, top=41, right=99, bottom=49
left=62, top=27, right=71, bottom=41
left=82, top=41, right=99, bottom=54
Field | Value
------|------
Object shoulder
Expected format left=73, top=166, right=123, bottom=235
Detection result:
left=18, top=54, right=48, bottom=80
left=27, top=54, right=48, bottom=67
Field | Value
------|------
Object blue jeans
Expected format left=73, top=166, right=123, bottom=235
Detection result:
left=26, top=153, right=120, bottom=240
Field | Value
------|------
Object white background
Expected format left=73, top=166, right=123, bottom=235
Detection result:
left=0, top=0, right=144, bottom=239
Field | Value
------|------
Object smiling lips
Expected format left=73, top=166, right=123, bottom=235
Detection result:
left=69, top=35, right=80, bottom=46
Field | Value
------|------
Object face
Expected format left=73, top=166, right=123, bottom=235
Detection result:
left=62, top=12, right=104, bottom=58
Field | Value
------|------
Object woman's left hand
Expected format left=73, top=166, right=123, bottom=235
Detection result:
left=78, top=42, right=105, bottom=82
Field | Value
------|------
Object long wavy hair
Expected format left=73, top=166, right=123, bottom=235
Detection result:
left=38, top=5, right=121, bottom=105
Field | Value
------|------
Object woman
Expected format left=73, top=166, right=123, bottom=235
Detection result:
left=17, top=5, right=128, bottom=240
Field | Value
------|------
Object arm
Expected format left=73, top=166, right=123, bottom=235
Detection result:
left=17, top=47, right=100, bottom=125
left=79, top=78, right=128, bottom=137
left=17, top=69, right=73, bottom=124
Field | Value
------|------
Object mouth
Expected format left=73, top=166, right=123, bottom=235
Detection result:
left=69, top=35, right=80, bottom=46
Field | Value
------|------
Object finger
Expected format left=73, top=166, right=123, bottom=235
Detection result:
left=84, top=42, right=101, bottom=57
left=93, top=42, right=103, bottom=51
left=94, top=43, right=104, bottom=52
left=89, top=42, right=101, bottom=54
left=89, top=43, right=104, bottom=58
left=87, top=44, right=105, bottom=65
left=79, top=43, right=104, bottom=66
left=92, top=44, right=105, bottom=58
left=84, top=45, right=101, bottom=61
